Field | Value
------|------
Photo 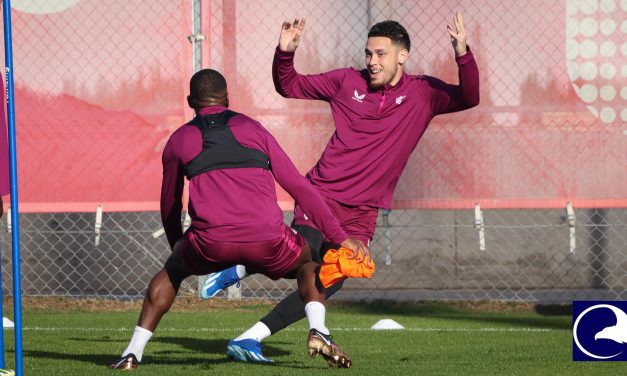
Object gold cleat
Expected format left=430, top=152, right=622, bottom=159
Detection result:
left=307, top=329, right=352, bottom=368
left=108, top=353, right=139, bottom=370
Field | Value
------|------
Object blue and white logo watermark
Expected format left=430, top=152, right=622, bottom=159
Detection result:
left=573, top=301, right=627, bottom=361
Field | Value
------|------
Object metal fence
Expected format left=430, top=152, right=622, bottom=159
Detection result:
left=1, top=207, right=625, bottom=303
left=0, top=0, right=625, bottom=303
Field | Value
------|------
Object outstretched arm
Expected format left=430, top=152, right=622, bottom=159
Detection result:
left=267, top=133, right=345, bottom=243
left=160, top=138, right=185, bottom=250
left=429, top=12, right=479, bottom=115
left=263, top=129, right=368, bottom=258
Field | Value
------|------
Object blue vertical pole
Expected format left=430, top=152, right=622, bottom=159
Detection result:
left=2, top=1, right=22, bottom=375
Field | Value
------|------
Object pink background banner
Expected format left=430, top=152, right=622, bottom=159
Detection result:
left=3, top=0, right=626, bottom=211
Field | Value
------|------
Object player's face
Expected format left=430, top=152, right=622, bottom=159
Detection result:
left=365, top=37, right=407, bottom=90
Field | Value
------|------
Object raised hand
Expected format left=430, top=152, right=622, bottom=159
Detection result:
left=279, top=18, right=306, bottom=52
left=447, top=12, right=467, bottom=57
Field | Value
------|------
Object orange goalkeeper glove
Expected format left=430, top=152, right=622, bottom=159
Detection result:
left=319, top=246, right=375, bottom=288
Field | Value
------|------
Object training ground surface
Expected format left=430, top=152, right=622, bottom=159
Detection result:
left=0, top=298, right=623, bottom=375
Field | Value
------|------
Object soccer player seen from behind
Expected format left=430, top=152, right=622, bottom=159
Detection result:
left=200, top=12, right=480, bottom=361
left=107, top=69, right=368, bottom=370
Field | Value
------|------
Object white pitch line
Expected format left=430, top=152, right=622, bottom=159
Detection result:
left=22, top=327, right=560, bottom=333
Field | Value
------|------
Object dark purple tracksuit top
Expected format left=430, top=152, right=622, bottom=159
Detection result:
left=160, top=106, right=348, bottom=249
left=273, top=46, right=480, bottom=209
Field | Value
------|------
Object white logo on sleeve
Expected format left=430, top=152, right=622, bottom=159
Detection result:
left=352, top=90, right=365, bottom=103
left=395, top=95, right=406, bottom=105
left=303, top=213, right=309, bottom=221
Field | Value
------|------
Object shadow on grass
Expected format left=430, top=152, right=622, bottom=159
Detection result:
left=24, top=350, right=232, bottom=367
left=26, top=337, right=291, bottom=365
left=26, top=341, right=323, bottom=371
left=65, top=336, right=291, bottom=358
left=152, top=336, right=290, bottom=358
left=534, top=304, right=572, bottom=316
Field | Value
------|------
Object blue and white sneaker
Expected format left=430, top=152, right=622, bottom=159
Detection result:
left=226, top=339, right=273, bottom=363
left=200, top=267, right=241, bottom=299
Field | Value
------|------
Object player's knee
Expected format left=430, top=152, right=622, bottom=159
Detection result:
left=296, top=262, right=324, bottom=302
left=285, top=243, right=314, bottom=278
left=296, top=261, right=317, bottom=278
left=299, top=242, right=314, bottom=264
left=163, top=252, right=192, bottom=288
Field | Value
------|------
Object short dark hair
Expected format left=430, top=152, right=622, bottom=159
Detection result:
left=189, top=69, right=227, bottom=100
left=368, top=21, right=411, bottom=52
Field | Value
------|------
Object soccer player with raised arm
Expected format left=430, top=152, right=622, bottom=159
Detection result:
left=107, top=69, right=367, bottom=370
left=201, top=12, right=480, bottom=361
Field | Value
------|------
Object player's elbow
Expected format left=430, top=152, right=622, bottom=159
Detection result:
left=273, top=81, right=290, bottom=98
left=272, top=72, right=289, bottom=97
left=467, top=92, right=480, bottom=108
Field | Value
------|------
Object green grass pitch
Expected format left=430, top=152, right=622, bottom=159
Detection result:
left=1, top=300, right=623, bottom=375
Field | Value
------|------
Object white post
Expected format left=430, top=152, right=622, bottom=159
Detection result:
left=227, top=284, right=241, bottom=300
left=474, top=203, right=485, bottom=251
left=382, top=209, right=392, bottom=265
left=151, top=227, right=165, bottom=238
left=566, top=201, right=576, bottom=254
left=94, top=204, right=103, bottom=246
